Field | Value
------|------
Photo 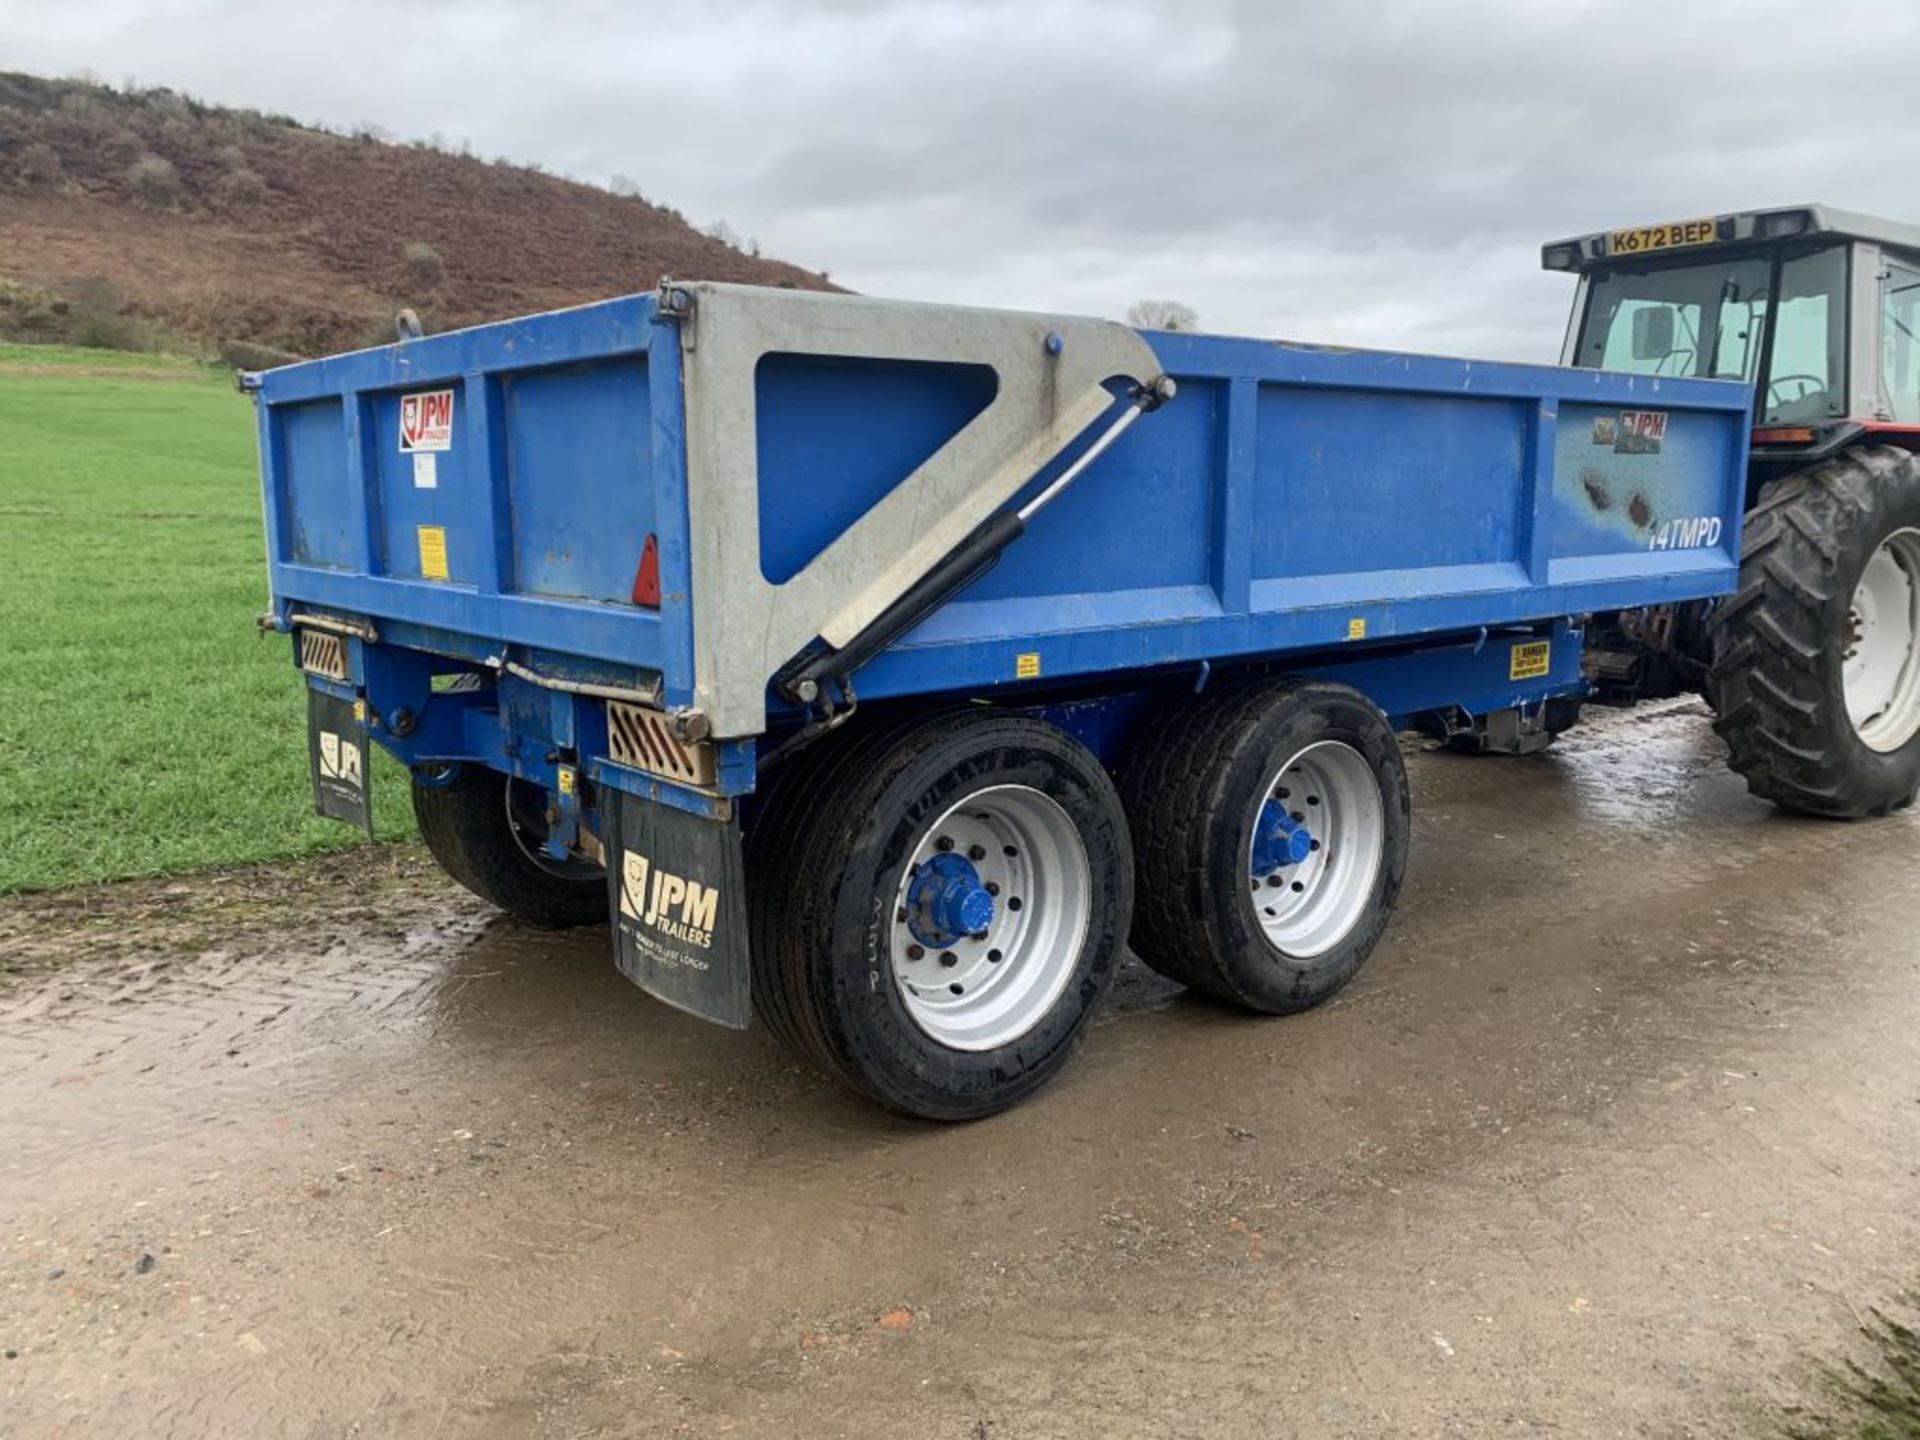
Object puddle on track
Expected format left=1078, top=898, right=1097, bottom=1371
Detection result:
left=1, top=705, right=1917, bottom=1439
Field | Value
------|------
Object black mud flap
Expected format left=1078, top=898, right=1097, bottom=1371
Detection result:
left=306, top=689, right=373, bottom=836
left=605, top=788, right=752, bottom=1030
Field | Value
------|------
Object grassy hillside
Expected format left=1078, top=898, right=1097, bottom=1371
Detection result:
left=0, top=349, right=410, bottom=892
left=0, top=71, right=833, bottom=358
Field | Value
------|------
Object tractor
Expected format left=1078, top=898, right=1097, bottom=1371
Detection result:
left=1545, top=203, right=1920, bottom=817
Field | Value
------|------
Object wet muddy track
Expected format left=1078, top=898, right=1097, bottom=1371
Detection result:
left=2, top=702, right=1917, bottom=1438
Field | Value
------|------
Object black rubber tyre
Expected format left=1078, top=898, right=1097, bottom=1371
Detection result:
left=412, top=767, right=607, bottom=927
left=745, top=709, right=1133, bottom=1121
left=1709, top=446, right=1920, bottom=818
left=1121, top=678, right=1409, bottom=1014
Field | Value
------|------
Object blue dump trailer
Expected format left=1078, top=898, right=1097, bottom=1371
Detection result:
left=250, top=282, right=1750, bottom=1118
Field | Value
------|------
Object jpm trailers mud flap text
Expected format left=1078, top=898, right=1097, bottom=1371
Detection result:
left=605, top=790, right=752, bottom=1030
left=307, top=689, right=373, bottom=836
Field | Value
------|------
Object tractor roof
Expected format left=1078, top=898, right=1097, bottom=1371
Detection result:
left=1541, top=203, right=1920, bottom=273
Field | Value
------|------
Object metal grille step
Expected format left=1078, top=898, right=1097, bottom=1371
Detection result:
left=297, top=629, right=348, bottom=681
left=607, top=701, right=716, bottom=786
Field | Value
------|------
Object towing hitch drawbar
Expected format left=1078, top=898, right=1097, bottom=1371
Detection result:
left=773, top=374, right=1178, bottom=710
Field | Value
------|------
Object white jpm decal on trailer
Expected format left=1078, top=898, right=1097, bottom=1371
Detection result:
left=399, top=389, right=455, bottom=452
left=316, top=729, right=363, bottom=787
left=1648, top=515, right=1724, bottom=551
left=619, top=851, right=721, bottom=953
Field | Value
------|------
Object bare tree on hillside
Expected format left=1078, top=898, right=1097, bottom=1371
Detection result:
left=1126, top=299, right=1199, bottom=332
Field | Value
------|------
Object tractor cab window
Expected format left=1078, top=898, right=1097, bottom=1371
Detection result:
left=1762, top=246, right=1848, bottom=425
left=1574, top=244, right=1850, bottom=425
left=1881, top=260, right=1920, bottom=424
left=1579, top=255, right=1773, bottom=383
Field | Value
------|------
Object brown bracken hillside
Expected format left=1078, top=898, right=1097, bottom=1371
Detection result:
left=0, top=72, right=834, bottom=359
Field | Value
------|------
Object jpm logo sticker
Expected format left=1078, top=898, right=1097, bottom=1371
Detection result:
left=399, top=389, right=454, bottom=452
left=1594, top=409, right=1668, bottom=455
left=618, top=851, right=720, bottom=953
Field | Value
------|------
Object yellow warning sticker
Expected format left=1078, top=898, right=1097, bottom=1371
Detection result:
left=1015, top=652, right=1042, bottom=679
left=352, top=699, right=367, bottom=724
left=417, top=525, right=450, bottom=581
left=1510, top=640, right=1552, bottom=680
left=557, top=766, right=576, bottom=797
left=1347, top=618, right=1367, bottom=640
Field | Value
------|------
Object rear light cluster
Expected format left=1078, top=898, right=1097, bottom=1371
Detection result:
left=1752, top=426, right=1816, bottom=446
left=631, top=533, right=660, bottom=607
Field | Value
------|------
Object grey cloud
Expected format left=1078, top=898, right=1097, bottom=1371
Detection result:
left=3, top=0, right=1918, bottom=358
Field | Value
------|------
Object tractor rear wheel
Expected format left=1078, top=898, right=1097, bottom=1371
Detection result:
left=1709, top=446, right=1920, bottom=817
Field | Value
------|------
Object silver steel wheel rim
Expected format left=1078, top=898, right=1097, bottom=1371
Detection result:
left=1247, top=740, right=1384, bottom=960
left=1844, top=527, right=1920, bottom=753
left=889, top=784, right=1091, bottom=1052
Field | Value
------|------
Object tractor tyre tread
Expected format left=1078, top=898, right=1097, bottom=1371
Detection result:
left=1709, top=445, right=1920, bottom=818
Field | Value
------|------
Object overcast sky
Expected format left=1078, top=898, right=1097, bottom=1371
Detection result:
left=6, top=0, right=1919, bottom=361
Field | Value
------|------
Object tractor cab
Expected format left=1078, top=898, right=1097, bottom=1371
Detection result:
left=1544, top=204, right=1920, bottom=495
left=1543, top=205, right=1920, bottom=816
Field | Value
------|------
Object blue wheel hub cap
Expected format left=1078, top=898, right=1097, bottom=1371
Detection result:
left=1250, top=799, right=1313, bottom=875
left=906, top=852, right=996, bottom=946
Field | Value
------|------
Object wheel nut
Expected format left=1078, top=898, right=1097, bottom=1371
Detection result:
left=935, top=835, right=954, bottom=852
left=939, top=950, right=958, bottom=967
left=906, top=944, right=924, bottom=960
left=985, top=881, right=1000, bottom=896
left=968, top=844, right=987, bottom=861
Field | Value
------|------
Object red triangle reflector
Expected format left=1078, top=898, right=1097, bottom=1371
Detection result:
left=631, top=532, right=660, bottom=608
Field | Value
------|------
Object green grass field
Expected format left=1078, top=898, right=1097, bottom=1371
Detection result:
left=0, top=344, right=411, bottom=893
